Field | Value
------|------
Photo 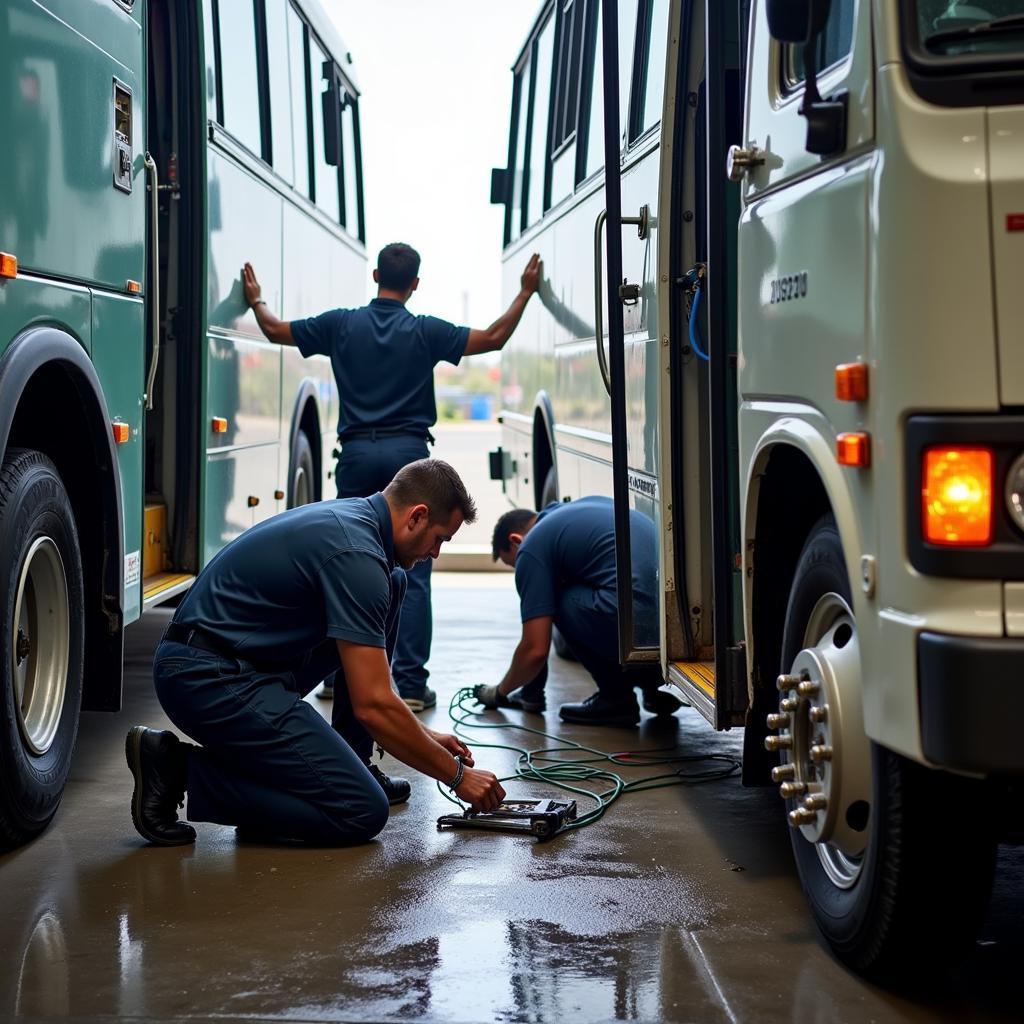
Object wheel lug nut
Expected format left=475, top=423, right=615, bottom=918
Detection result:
left=809, top=705, right=828, bottom=724
left=779, top=697, right=799, bottom=713
left=777, top=673, right=802, bottom=692
left=766, top=713, right=790, bottom=730
left=779, top=781, right=807, bottom=799
left=788, top=808, right=816, bottom=827
left=771, top=764, right=795, bottom=783
left=765, top=735, right=792, bottom=752
left=797, top=679, right=820, bottom=697
left=810, top=744, right=833, bottom=763
left=803, top=794, right=827, bottom=811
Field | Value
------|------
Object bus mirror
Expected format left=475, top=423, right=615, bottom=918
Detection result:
left=490, top=167, right=509, bottom=205
left=766, top=0, right=831, bottom=44
left=321, top=67, right=341, bottom=167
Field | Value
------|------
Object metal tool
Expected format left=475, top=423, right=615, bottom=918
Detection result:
left=437, top=798, right=577, bottom=841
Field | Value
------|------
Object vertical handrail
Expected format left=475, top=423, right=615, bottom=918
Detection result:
left=143, top=152, right=160, bottom=412
left=593, top=209, right=612, bottom=396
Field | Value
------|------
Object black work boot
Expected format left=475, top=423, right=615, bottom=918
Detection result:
left=641, top=687, right=684, bottom=716
left=507, top=678, right=547, bottom=713
left=125, top=727, right=196, bottom=846
left=368, top=763, right=411, bottom=806
left=559, top=692, right=640, bottom=727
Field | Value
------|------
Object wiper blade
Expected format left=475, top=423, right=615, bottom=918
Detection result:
left=926, top=13, right=1024, bottom=49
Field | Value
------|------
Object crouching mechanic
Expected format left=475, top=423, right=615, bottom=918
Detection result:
left=125, top=459, right=506, bottom=846
left=475, top=496, right=681, bottom=727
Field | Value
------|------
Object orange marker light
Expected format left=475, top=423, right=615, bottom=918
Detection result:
left=837, top=432, right=870, bottom=467
left=0, top=252, right=17, bottom=279
left=211, top=417, right=228, bottom=434
left=111, top=421, right=130, bottom=444
left=835, top=362, right=868, bottom=402
left=274, top=489, right=285, bottom=500
left=126, top=279, right=141, bottom=294
left=923, top=447, right=993, bottom=546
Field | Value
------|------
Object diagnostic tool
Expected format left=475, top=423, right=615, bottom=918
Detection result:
left=437, top=798, right=577, bottom=841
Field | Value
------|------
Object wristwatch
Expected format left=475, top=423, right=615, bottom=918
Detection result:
left=252, top=299, right=267, bottom=308
left=448, top=754, right=465, bottom=793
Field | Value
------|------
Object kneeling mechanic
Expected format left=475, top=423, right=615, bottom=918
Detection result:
left=126, top=459, right=506, bottom=846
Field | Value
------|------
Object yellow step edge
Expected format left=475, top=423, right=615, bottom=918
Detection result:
left=671, top=660, right=716, bottom=699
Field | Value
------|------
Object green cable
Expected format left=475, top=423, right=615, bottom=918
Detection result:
left=435, top=687, right=740, bottom=831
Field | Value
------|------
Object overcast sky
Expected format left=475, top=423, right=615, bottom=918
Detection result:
left=319, top=1, right=538, bottom=327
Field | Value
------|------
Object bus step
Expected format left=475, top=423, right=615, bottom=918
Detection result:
left=142, top=572, right=194, bottom=609
left=143, top=500, right=167, bottom=579
left=667, top=661, right=716, bottom=727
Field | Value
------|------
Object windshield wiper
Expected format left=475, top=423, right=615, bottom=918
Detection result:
left=925, top=13, right=1024, bottom=49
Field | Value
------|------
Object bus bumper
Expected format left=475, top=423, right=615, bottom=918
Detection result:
left=919, top=632, right=1024, bottom=774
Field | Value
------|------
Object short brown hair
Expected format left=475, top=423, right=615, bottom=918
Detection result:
left=385, top=459, right=477, bottom=525
left=491, top=508, right=536, bottom=561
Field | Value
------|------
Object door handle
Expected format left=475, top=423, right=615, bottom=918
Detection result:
left=725, top=144, right=764, bottom=182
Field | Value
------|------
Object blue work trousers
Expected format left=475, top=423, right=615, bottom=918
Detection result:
left=529, top=585, right=660, bottom=701
left=152, top=567, right=406, bottom=844
left=335, top=435, right=432, bottom=697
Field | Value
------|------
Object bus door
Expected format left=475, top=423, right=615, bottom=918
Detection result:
left=141, top=0, right=204, bottom=609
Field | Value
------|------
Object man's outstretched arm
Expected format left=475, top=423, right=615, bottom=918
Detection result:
left=242, top=262, right=296, bottom=346
left=463, top=253, right=542, bottom=356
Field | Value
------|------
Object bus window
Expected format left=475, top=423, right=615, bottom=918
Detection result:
left=203, top=0, right=217, bottom=119
left=550, top=0, right=586, bottom=206
left=785, top=0, right=855, bottom=87
left=618, top=0, right=640, bottom=140
left=309, top=38, right=340, bottom=221
left=266, top=0, right=294, bottom=182
left=287, top=5, right=311, bottom=199
left=341, top=95, right=361, bottom=238
left=581, top=0, right=605, bottom=180
left=216, top=0, right=263, bottom=156
left=635, top=0, right=670, bottom=138
left=510, top=61, right=530, bottom=241
left=526, top=14, right=554, bottom=226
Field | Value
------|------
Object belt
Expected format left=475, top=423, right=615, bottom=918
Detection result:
left=339, top=428, right=435, bottom=445
left=162, top=622, right=290, bottom=673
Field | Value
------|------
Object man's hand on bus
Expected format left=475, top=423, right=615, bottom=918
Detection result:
left=521, top=252, right=542, bottom=295
left=242, top=262, right=263, bottom=307
left=240, top=263, right=295, bottom=346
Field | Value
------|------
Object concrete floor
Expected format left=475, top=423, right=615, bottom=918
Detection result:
left=1, top=573, right=1022, bottom=1023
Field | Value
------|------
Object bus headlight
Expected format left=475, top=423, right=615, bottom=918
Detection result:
left=1006, top=453, right=1024, bottom=534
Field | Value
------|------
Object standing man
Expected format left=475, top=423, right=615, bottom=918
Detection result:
left=125, top=459, right=506, bottom=846
left=474, top=497, right=681, bottom=727
left=242, top=244, right=541, bottom=712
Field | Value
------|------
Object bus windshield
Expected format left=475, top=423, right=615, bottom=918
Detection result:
left=914, top=1, right=1024, bottom=57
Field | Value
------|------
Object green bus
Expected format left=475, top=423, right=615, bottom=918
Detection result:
left=0, top=0, right=366, bottom=847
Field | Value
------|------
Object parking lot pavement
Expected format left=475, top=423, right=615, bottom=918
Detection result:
left=1, top=572, right=1021, bottom=1023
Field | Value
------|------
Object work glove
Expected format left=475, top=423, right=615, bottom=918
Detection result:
left=473, top=684, right=510, bottom=709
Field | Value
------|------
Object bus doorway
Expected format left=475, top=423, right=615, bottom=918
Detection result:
left=143, top=0, right=203, bottom=607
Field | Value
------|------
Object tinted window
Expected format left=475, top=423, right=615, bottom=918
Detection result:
left=618, top=0, right=640, bottom=138
left=552, top=0, right=585, bottom=151
left=582, top=0, right=605, bottom=179
left=287, top=5, right=311, bottom=199
left=341, top=95, right=360, bottom=237
left=787, top=0, right=856, bottom=86
left=217, top=0, right=263, bottom=155
left=265, top=0, right=293, bottom=181
left=203, top=0, right=217, bottom=118
left=527, top=15, right=554, bottom=225
left=309, top=38, right=340, bottom=221
left=510, top=62, right=530, bottom=240
left=636, top=0, right=670, bottom=137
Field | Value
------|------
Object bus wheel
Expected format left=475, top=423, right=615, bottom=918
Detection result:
left=774, top=515, right=996, bottom=978
left=539, top=466, right=558, bottom=508
left=289, top=431, right=315, bottom=508
left=0, top=449, right=84, bottom=848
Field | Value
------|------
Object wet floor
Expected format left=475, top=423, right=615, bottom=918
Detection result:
left=1, top=573, right=1022, bottom=1023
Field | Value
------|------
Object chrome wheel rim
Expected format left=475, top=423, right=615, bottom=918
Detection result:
left=293, top=465, right=311, bottom=507
left=12, top=536, right=70, bottom=755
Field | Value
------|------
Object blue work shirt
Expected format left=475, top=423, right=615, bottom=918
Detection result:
left=515, top=496, right=659, bottom=633
left=172, top=493, right=399, bottom=667
left=290, top=298, right=469, bottom=439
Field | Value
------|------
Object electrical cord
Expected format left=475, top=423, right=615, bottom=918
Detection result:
left=436, top=687, right=740, bottom=831
left=687, top=274, right=710, bottom=362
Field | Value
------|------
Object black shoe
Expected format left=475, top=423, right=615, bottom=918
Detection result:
left=125, top=727, right=196, bottom=846
left=507, top=680, right=546, bottom=713
left=641, top=688, right=684, bottom=716
left=368, top=763, right=411, bottom=805
left=559, top=693, right=640, bottom=727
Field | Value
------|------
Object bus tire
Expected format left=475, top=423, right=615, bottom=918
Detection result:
left=540, top=466, right=558, bottom=508
left=0, top=449, right=84, bottom=848
left=780, top=515, right=996, bottom=979
left=289, top=430, right=315, bottom=508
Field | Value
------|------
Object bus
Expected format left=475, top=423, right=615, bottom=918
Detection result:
left=0, top=0, right=365, bottom=847
left=490, top=0, right=1024, bottom=976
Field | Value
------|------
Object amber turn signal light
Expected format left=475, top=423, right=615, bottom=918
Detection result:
left=835, top=362, right=868, bottom=402
left=211, top=417, right=228, bottom=434
left=923, top=447, right=993, bottom=546
left=111, top=421, right=130, bottom=444
left=0, top=252, right=17, bottom=279
left=837, top=432, right=870, bottom=467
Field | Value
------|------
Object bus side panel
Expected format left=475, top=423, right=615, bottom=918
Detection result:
left=0, top=0, right=144, bottom=292
left=0, top=278, right=92, bottom=356
left=90, top=291, right=144, bottom=624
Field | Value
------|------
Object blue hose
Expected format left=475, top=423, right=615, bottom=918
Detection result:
left=688, top=281, right=709, bottom=362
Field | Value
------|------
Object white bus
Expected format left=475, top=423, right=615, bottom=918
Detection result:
left=490, top=0, right=1024, bottom=977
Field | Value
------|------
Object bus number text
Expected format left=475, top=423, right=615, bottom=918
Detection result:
left=769, top=272, right=808, bottom=304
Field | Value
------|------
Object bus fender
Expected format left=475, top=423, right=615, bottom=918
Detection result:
left=532, top=390, right=557, bottom=507
left=0, top=327, right=124, bottom=712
